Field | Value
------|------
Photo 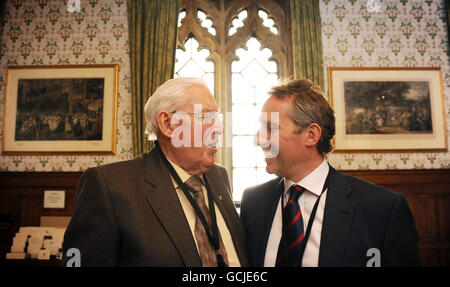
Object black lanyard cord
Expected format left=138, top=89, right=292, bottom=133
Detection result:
left=155, top=142, right=227, bottom=266
left=280, top=170, right=330, bottom=263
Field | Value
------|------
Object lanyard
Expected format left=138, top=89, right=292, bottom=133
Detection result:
left=155, top=142, right=227, bottom=267
left=280, top=170, right=330, bottom=264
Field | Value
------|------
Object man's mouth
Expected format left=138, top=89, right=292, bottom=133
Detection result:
left=263, top=150, right=274, bottom=158
left=263, top=146, right=279, bottom=158
left=206, top=143, right=216, bottom=148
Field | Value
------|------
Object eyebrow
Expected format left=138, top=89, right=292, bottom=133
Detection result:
left=259, top=119, right=279, bottom=127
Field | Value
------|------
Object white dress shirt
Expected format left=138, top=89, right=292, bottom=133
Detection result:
left=167, top=159, right=241, bottom=267
left=264, top=159, right=329, bottom=267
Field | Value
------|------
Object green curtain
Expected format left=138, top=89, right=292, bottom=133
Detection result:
left=290, top=0, right=324, bottom=91
left=127, top=0, right=180, bottom=156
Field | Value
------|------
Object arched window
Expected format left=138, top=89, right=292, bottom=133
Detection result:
left=174, top=37, right=215, bottom=93
left=175, top=0, right=292, bottom=201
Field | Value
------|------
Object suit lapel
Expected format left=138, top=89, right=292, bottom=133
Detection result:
left=142, top=149, right=202, bottom=267
left=318, top=167, right=356, bottom=267
left=255, top=178, right=284, bottom=266
left=204, top=167, right=249, bottom=266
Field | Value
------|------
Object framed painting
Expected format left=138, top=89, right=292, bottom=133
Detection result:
left=328, top=67, right=447, bottom=152
left=2, top=65, right=118, bottom=154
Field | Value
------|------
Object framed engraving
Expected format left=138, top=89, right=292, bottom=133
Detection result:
left=2, top=65, right=118, bottom=154
left=328, top=67, right=447, bottom=152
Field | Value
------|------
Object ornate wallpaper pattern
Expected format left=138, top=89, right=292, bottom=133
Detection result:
left=321, top=0, right=450, bottom=169
left=0, top=0, right=134, bottom=171
left=0, top=0, right=449, bottom=171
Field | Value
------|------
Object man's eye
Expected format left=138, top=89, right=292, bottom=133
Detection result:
left=268, top=125, right=279, bottom=133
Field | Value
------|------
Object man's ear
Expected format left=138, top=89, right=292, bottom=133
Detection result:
left=156, top=111, right=173, bottom=138
left=304, top=123, right=322, bottom=147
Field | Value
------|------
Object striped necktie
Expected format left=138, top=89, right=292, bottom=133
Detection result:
left=276, top=184, right=305, bottom=267
left=185, top=175, right=229, bottom=267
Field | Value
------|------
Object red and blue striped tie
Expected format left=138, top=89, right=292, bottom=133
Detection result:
left=276, top=184, right=305, bottom=267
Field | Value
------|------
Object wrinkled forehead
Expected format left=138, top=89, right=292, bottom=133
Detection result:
left=184, top=84, right=217, bottom=111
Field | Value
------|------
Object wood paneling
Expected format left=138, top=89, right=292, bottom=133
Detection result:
left=438, top=194, right=450, bottom=241
left=0, top=169, right=449, bottom=266
left=407, top=194, right=438, bottom=241
left=345, top=169, right=450, bottom=267
left=0, top=172, right=79, bottom=265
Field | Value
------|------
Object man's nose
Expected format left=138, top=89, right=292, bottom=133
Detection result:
left=254, top=129, right=269, bottom=147
left=213, top=116, right=223, bottom=135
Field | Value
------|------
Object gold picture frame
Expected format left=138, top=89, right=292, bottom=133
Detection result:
left=328, top=67, right=447, bottom=152
left=2, top=65, right=118, bottom=154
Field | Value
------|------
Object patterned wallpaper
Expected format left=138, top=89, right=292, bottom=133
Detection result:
left=0, top=0, right=449, bottom=171
left=321, top=0, right=450, bottom=169
left=0, top=0, right=134, bottom=171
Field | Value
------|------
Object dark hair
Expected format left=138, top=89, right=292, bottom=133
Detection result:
left=270, top=79, right=335, bottom=155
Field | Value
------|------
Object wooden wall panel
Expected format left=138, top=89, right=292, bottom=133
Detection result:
left=418, top=249, right=441, bottom=267
left=20, top=196, right=42, bottom=227
left=406, top=194, right=439, bottom=241
left=438, top=194, right=450, bottom=241
left=0, top=172, right=78, bottom=266
left=345, top=169, right=450, bottom=267
left=0, top=169, right=449, bottom=266
left=445, top=248, right=450, bottom=267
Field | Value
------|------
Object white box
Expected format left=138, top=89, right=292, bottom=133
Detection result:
left=29, top=228, right=45, bottom=238
left=10, top=245, right=25, bottom=253
left=19, top=227, right=32, bottom=236
left=27, top=244, right=42, bottom=259
left=12, top=237, right=27, bottom=247
left=28, top=238, right=43, bottom=248
left=29, top=250, right=40, bottom=259
left=38, top=249, right=51, bottom=260
left=6, top=253, right=26, bottom=260
left=55, top=228, right=66, bottom=237
left=43, top=239, right=60, bottom=255
left=41, top=227, right=56, bottom=237
left=14, top=233, right=28, bottom=240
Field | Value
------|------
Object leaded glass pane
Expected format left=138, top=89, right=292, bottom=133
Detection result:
left=231, top=36, right=278, bottom=200
left=197, top=9, right=216, bottom=36
left=175, top=37, right=214, bottom=93
left=228, top=10, right=247, bottom=36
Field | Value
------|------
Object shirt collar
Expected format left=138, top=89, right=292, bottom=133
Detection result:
left=284, top=158, right=329, bottom=196
left=167, top=158, right=204, bottom=187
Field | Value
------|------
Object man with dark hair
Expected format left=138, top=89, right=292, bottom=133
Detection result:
left=240, top=79, right=421, bottom=267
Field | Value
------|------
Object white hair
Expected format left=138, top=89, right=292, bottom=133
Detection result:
left=144, top=77, right=210, bottom=140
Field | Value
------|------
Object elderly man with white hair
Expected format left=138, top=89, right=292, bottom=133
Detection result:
left=63, top=78, right=249, bottom=267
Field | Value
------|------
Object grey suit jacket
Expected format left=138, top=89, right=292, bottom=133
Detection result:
left=62, top=148, right=249, bottom=266
left=240, top=166, right=421, bottom=267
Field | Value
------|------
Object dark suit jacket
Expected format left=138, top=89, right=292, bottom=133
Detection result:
left=240, top=166, right=421, bottom=267
left=62, top=148, right=249, bottom=266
